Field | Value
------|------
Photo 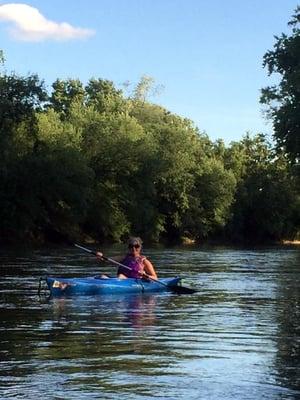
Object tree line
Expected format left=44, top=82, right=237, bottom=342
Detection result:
left=0, top=8, right=299, bottom=245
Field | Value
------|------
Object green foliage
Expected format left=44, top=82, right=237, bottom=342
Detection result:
left=85, top=78, right=127, bottom=114
left=182, top=158, right=236, bottom=240
left=225, top=135, right=300, bottom=242
left=49, top=78, right=85, bottom=118
left=37, top=109, right=82, bottom=149
left=0, top=50, right=4, bottom=66
left=0, top=73, right=47, bottom=128
left=0, top=62, right=299, bottom=244
left=261, top=6, right=300, bottom=164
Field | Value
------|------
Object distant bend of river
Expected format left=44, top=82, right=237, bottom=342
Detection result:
left=0, top=245, right=300, bottom=400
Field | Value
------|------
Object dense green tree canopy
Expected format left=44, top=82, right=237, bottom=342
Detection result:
left=261, top=6, right=300, bottom=164
left=223, top=135, right=299, bottom=242
left=0, top=48, right=299, bottom=244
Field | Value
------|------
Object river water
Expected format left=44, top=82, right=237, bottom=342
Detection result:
left=0, top=245, right=300, bottom=399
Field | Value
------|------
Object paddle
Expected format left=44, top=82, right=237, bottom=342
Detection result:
left=74, top=243, right=196, bottom=294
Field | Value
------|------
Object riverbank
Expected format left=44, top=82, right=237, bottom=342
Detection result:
left=282, top=240, right=300, bottom=246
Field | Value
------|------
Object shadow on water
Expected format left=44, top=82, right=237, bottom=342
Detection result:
left=273, top=250, right=300, bottom=392
left=1, top=246, right=300, bottom=399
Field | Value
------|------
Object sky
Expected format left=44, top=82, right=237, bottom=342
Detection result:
left=0, top=0, right=299, bottom=143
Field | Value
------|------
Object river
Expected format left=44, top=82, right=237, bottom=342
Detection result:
left=0, top=245, right=300, bottom=399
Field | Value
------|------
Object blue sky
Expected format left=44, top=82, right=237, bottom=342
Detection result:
left=0, top=1, right=298, bottom=143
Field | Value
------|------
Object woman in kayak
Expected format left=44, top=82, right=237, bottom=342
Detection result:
left=96, top=237, right=157, bottom=280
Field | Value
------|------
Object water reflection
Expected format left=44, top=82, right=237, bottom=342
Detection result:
left=49, top=293, right=159, bottom=329
left=274, top=254, right=300, bottom=392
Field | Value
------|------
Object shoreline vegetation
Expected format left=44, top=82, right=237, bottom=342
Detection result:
left=1, top=4, right=300, bottom=249
left=1, top=237, right=300, bottom=250
left=0, top=68, right=299, bottom=247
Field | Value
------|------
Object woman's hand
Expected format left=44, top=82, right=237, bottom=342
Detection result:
left=96, top=251, right=103, bottom=260
left=138, top=271, right=147, bottom=279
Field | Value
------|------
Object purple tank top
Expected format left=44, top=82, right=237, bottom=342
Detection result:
left=118, top=255, right=145, bottom=278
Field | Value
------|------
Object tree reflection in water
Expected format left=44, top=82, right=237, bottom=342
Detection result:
left=274, top=255, right=300, bottom=392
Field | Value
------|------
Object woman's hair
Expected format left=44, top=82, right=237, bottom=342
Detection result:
left=127, top=237, right=143, bottom=247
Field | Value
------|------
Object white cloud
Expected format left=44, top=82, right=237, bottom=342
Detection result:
left=0, top=3, right=95, bottom=41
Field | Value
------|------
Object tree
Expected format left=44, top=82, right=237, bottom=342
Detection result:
left=49, top=78, right=85, bottom=117
left=85, top=78, right=127, bottom=114
left=132, top=75, right=164, bottom=103
left=0, top=72, right=48, bottom=169
left=0, top=73, right=47, bottom=126
left=182, top=158, right=236, bottom=241
left=225, top=134, right=300, bottom=242
left=0, top=49, right=4, bottom=66
left=68, top=102, right=147, bottom=242
left=261, top=6, right=300, bottom=165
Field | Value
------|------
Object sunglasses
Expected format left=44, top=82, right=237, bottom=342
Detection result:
left=128, top=244, right=140, bottom=249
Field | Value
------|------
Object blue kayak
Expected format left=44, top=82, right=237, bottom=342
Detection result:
left=46, top=276, right=182, bottom=296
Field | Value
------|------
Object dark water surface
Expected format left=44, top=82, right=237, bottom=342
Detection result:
left=0, top=245, right=300, bottom=399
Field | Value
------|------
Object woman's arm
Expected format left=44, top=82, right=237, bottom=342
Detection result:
left=143, top=258, right=157, bottom=279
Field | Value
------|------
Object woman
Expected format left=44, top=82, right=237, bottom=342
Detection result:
left=96, top=237, right=157, bottom=280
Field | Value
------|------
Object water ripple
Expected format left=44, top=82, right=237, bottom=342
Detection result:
left=1, top=246, right=300, bottom=399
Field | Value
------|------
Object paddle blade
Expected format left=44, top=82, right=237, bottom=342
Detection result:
left=169, top=285, right=197, bottom=294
